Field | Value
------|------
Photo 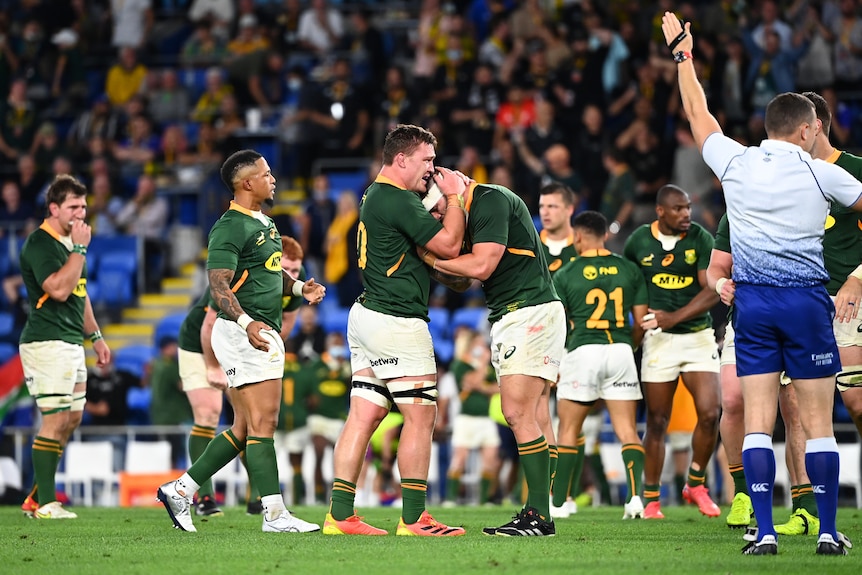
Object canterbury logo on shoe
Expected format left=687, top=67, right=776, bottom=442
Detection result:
left=813, top=484, right=826, bottom=494
left=750, top=483, right=770, bottom=493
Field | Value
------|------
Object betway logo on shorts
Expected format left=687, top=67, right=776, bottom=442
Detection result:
left=371, top=356, right=399, bottom=367
left=611, top=381, right=639, bottom=388
left=750, top=483, right=770, bottom=493
left=651, top=274, right=694, bottom=289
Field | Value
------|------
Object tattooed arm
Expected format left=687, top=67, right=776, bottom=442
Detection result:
left=209, top=268, right=274, bottom=351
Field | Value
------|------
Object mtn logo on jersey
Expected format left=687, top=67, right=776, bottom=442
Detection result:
left=651, top=274, right=694, bottom=289
left=370, top=356, right=399, bottom=367
left=265, top=251, right=283, bottom=271
left=750, top=483, right=770, bottom=493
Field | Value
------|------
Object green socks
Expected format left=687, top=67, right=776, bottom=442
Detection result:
left=621, top=443, right=645, bottom=503
left=244, top=437, right=279, bottom=497
left=553, top=444, right=577, bottom=507
left=188, top=430, right=243, bottom=487
left=729, top=463, right=748, bottom=495
left=188, top=424, right=216, bottom=497
left=519, top=436, right=550, bottom=518
left=401, top=478, right=427, bottom=524
left=32, top=436, right=61, bottom=504
left=330, top=478, right=356, bottom=520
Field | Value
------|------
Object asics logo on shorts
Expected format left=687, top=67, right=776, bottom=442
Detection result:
left=857, top=324, right=862, bottom=333
left=503, top=346, right=516, bottom=359
left=750, top=483, right=770, bottom=493
left=813, top=484, right=826, bottom=494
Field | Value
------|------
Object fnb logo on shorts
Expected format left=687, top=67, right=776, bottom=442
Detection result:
left=750, top=483, right=770, bottom=493
left=543, top=356, right=560, bottom=367
left=370, top=356, right=399, bottom=367
left=813, top=484, right=826, bottom=494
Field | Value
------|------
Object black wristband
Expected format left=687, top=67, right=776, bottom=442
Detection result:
left=668, top=29, right=687, bottom=52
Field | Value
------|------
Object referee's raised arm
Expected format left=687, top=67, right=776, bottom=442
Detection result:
left=661, top=13, right=722, bottom=151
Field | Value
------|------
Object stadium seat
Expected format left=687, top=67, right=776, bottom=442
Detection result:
left=321, top=307, right=350, bottom=336
left=451, top=307, right=488, bottom=332
left=428, top=307, right=450, bottom=342
left=59, top=441, right=117, bottom=507
left=154, top=312, right=186, bottom=346
left=434, top=338, right=454, bottom=364
left=0, top=312, right=14, bottom=337
left=114, top=345, right=156, bottom=379
left=0, top=343, right=16, bottom=364
left=96, top=270, right=135, bottom=306
left=326, top=171, right=367, bottom=201
left=124, top=440, right=172, bottom=473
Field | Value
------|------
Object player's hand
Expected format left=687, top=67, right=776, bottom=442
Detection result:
left=435, top=166, right=468, bottom=198
left=835, top=276, right=861, bottom=323
left=642, top=308, right=677, bottom=332
left=718, top=278, right=736, bottom=306
left=206, top=366, right=228, bottom=390
left=661, top=12, right=693, bottom=53
left=94, top=338, right=111, bottom=368
left=246, top=320, right=274, bottom=351
left=70, top=218, right=91, bottom=247
left=301, top=278, right=326, bottom=304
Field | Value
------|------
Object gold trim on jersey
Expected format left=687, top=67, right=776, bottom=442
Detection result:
left=464, top=182, right=478, bottom=212
left=650, top=220, right=687, bottom=241
left=580, top=249, right=611, bottom=257
left=374, top=174, right=405, bottom=189
left=228, top=201, right=256, bottom=217
left=39, top=220, right=64, bottom=242
left=386, top=253, right=405, bottom=276
left=825, top=149, right=842, bottom=164
left=35, top=293, right=50, bottom=309
left=539, top=229, right=574, bottom=246
left=507, top=247, right=535, bottom=257
left=231, top=270, right=249, bottom=292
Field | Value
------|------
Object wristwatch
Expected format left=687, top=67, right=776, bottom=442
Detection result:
left=673, top=51, right=693, bottom=63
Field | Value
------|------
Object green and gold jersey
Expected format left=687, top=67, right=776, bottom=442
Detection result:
left=540, top=229, right=578, bottom=275
left=180, top=266, right=307, bottom=353
left=450, top=359, right=495, bottom=416
left=468, top=184, right=559, bottom=322
left=624, top=221, right=714, bottom=334
left=553, top=249, right=648, bottom=350
left=824, top=150, right=862, bottom=296
left=19, top=222, right=87, bottom=345
left=278, top=354, right=314, bottom=431
left=357, top=177, right=444, bottom=321
left=207, top=202, right=283, bottom=330
left=297, top=357, right=350, bottom=420
left=714, top=214, right=730, bottom=254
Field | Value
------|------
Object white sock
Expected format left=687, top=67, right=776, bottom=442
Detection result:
left=177, top=474, right=200, bottom=497
left=261, top=494, right=286, bottom=520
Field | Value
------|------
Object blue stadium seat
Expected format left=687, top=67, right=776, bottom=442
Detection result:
left=90, top=235, right=139, bottom=260
left=434, top=338, right=454, bottom=364
left=86, top=279, right=100, bottom=303
left=326, top=171, right=367, bottom=202
left=96, top=270, right=135, bottom=306
left=86, top=251, right=98, bottom=280
left=428, top=307, right=450, bottom=342
left=0, top=312, right=13, bottom=337
left=451, top=307, right=488, bottom=332
left=0, top=342, right=16, bottom=364
left=114, top=345, right=156, bottom=379
left=320, top=306, right=350, bottom=336
left=154, top=312, right=186, bottom=346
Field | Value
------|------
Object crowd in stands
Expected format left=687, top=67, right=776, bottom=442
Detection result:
left=1, top=0, right=862, bottom=506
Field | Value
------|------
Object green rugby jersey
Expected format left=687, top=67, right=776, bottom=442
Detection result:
left=467, top=184, right=559, bottom=322
left=357, top=176, right=444, bottom=321
left=297, top=357, right=350, bottom=420
left=207, top=202, right=283, bottom=330
left=278, top=354, right=313, bottom=431
left=451, top=359, right=495, bottom=416
left=179, top=266, right=307, bottom=353
left=624, top=221, right=714, bottom=334
left=540, top=229, right=578, bottom=275
left=19, top=222, right=87, bottom=345
left=824, top=150, right=862, bottom=296
left=553, top=249, right=647, bottom=350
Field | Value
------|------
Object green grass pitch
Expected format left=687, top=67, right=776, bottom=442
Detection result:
left=3, top=504, right=861, bottom=574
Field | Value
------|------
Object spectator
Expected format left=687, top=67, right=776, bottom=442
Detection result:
left=791, top=1, right=835, bottom=93
left=825, top=0, right=862, bottom=93
left=87, top=173, right=124, bottom=236
left=181, top=21, right=228, bottom=68
left=30, top=122, right=67, bottom=175
left=182, top=121, right=223, bottom=167
left=492, top=83, right=535, bottom=151
left=512, top=100, right=568, bottom=187
left=573, top=104, right=609, bottom=211
left=148, top=69, right=190, bottom=128
left=374, top=66, right=416, bottom=149
left=449, top=63, right=501, bottom=156
left=509, top=0, right=550, bottom=43
left=340, top=9, right=388, bottom=91
left=272, top=0, right=304, bottom=54
left=600, top=146, right=636, bottom=252
left=16, top=154, right=44, bottom=209
left=49, top=28, right=86, bottom=117
left=188, top=0, right=234, bottom=40
left=152, top=124, right=190, bottom=181
left=550, top=25, right=607, bottom=130
left=66, top=95, right=121, bottom=159
left=114, top=174, right=169, bottom=291
left=0, top=181, right=35, bottom=229
left=226, top=14, right=270, bottom=59
left=190, top=67, right=233, bottom=125
left=742, top=26, right=811, bottom=118
left=0, top=78, right=38, bottom=167
left=110, top=0, right=153, bottom=50
left=85, top=358, right=140, bottom=468
left=112, top=114, right=158, bottom=180
left=147, top=335, right=192, bottom=468
left=298, top=173, right=335, bottom=278
left=478, top=15, right=512, bottom=72
left=212, top=94, right=245, bottom=148
left=105, top=47, right=147, bottom=107
left=324, top=190, right=361, bottom=308
left=297, top=0, right=344, bottom=57
left=287, top=305, right=326, bottom=363
left=751, top=0, right=794, bottom=51
left=13, top=20, right=50, bottom=101
left=672, top=121, right=717, bottom=231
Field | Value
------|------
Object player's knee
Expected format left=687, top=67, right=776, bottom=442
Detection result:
left=390, top=380, right=437, bottom=406
left=696, top=405, right=720, bottom=430
left=721, top=391, right=744, bottom=417
left=645, top=412, right=670, bottom=434
left=194, top=407, right=222, bottom=428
